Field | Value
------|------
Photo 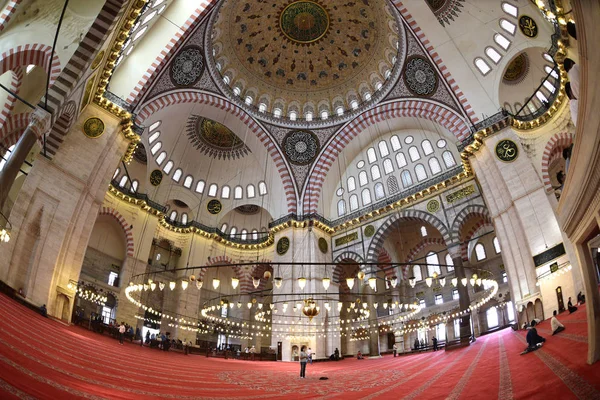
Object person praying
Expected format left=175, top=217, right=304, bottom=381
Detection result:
left=526, top=320, right=545, bottom=350
left=567, top=297, right=578, bottom=313
left=551, top=310, right=565, bottom=335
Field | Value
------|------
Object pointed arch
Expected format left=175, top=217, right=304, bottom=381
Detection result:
left=0, top=68, right=22, bottom=131
left=463, top=220, right=495, bottom=261
left=0, top=44, right=61, bottom=88
left=402, top=238, right=446, bottom=280
left=541, top=132, right=573, bottom=192
left=450, top=204, right=492, bottom=244
left=98, top=207, right=134, bottom=257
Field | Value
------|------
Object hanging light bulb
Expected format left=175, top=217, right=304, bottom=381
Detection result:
left=383, top=302, right=388, bottom=309
left=409, top=277, right=416, bottom=288
left=169, top=281, right=176, bottom=291
left=237, top=301, right=242, bottom=308
left=296, top=302, right=302, bottom=310
left=391, top=276, right=398, bottom=288
left=247, top=302, right=252, bottom=309
left=374, top=302, right=379, bottom=309
left=181, top=280, right=189, bottom=290
left=213, top=278, right=220, bottom=290
left=230, top=277, right=239, bottom=289
left=253, top=277, right=261, bottom=289
left=159, top=282, right=165, bottom=291
left=439, top=277, right=446, bottom=287
left=357, top=271, right=365, bottom=281
left=283, top=302, right=289, bottom=312
left=362, top=302, right=368, bottom=309
left=196, top=279, right=203, bottom=290
left=451, top=278, right=458, bottom=287
left=350, top=302, right=355, bottom=309
left=150, top=282, right=157, bottom=291
left=143, top=284, right=149, bottom=291
left=258, top=303, right=263, bottom=310
left=425, top=277, right=433, bottom=287
left=298, top=277, right=307, bottom=290
left=269, top=303, right=274, bottom=310
left=230, top=302, right=234, bottom=309
left=324, top=302, right=330, bottom=311
left=368, top=277, right=377, bottom=291
left=322, top=277, right=331, bottom=291
left=461, top=278, right=468, bottom=287
left=476, top=278, right=482, bottom=286
left=346, top=277, right=355, bottom=290
left=273, top=277, right=283, bottom=288
left=337, top=302, right=343, bottom=312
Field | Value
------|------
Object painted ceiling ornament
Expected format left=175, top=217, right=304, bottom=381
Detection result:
left=403, top=56, right=438, bottom=97
left=426, top=199, right=440, bottom=213
left=503, top=53, right=529, bottom=85
left=282, top=130, right=320, bottom=165
left=169, top=45, right=205, bottom=87
left=425, top=0, right=465, bottom=27
left=186, top=115, right=250, bottom=160
left=235, top=205, right=261, bottom=215
left=278, top=1, right=331, bottom=45
left=83, top=117, right=105, bottom=138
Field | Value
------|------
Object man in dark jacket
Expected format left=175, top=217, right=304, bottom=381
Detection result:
left=526, top=320, right=545, bottom=350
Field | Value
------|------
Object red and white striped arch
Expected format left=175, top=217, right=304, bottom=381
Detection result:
left=450, top=204, right=491, bottom=245
left=0, top=0, right=23, bottom=32
left=98, top=207, right=134, bottom=257
left=127, top=1, right=219, bottom=105
left=0, top=67, right=22, bottom=131
left=461, top=221, right=494, bottom=262
left=390, top=0, right=478, bottom=124
left=0, top=44, right=61, bottom=88
left=541, top=132, right=573, bottom=192
left=303, top=99, right=470, bottom=214
left=403, top=238, right=446, bottom=280
left=135, top=91, right=297, bottom=213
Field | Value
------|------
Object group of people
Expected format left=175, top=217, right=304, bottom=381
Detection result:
left=525, top=304, right=578, bottom=353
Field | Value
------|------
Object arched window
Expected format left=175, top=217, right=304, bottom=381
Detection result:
left=535, top=91, right=548, bottom=103
left=544, top=65, right=559, bottom=79
left=234, top=186, right=243, bottom=199
left=347, top=176, right=356, bottom=192
left=337, top=199, right=346, bottom=216
left=183, top=175, right=193, bottom=188
left=420, top=226, right=427, bottom=237
left=429, top=157, right=442, bottom=175
left=289, top=111, right=297, bottom=120
left=359, top=171, right=368, bottom=187
left=112, top=168, right=120, bottom=179
left=442, top=151, right=456, bottom=168
left=421, top=140, right=434, bottom=155
left=221, top=185, right=230, bottom=199
left=370, top=165, right=381, bottom=181
left=486, top=308, right=499, bottom=328
left=493, top=237, right=501, bottom=253
left=119, top=175, right=128, bottom=187
left=445, top=253, right=454, bottom=272
left=172, top=169, right=182, bottom=182
left=169, top=210, right=177, bottom=221
left=230, top=227, right=237, bottom=238
left=258, top=103, right=267, bottom=113
left=396, top=152, right=407, bottom=168
left=413, top=265, right=422, bottom=282
left=378, top=141, right=389, bottom=157
left=351, top=100, right=359, bottom=109
left=321, top=110, right=328, bottom=120
left=150, top=142, right=161, bottom=155
left=494, top=33, right=511, bottom=50
left=367, top=148, right=377, bottom=163
left=426, top=252, right=441, bottom=276
left=233, top=87, right=241, bottom=96
left=387, top=176, right=399, bottom=194
left=362, top=188, right=372, bottom=206
left=383, top=159, right=394, bottom=175
left=247, top=184, right=256, bottom=198
left=374, top=182, right=385, bottom=200
left=415, top=164, right=428, bottom=182
left=163, top=161, right=174, bottom=174
left=475, top=243, right=487, bottom=261
left=474, top=58, right=491, bottom=75
left=181, top=213, right=188, bottom=225
left=148, top=131, right=160, bottom=143
left=252, top=229, right=258, bottom=240
left=195, top=180, right=205, bottom=193
left=401, top=170, right=413, bottom=188
left=131, top=180, right=139, bottom=193
left=240, top=229, right=248, bottom=240
left=499, top=19, right=516, bottom=35
left=258, top=181, right=267, bottom=195
left=273, top=108, right=282, bottom=118
left=336, top=106, right=344, bottom=116
left=208, top=184, right=218, bottom=197
left=149, top=121, right=161, bottom=131
left=220, top=223, right=228, bottom=232
left=349, top=194, right=359, bottom=211
left=390, top=135, right=401, bottom=151
left=156, top=151, right=167, bottom=165
left=485, top=47, right=502, bottom=64
left=542, top=80, right=556, bottom=94
left=501, top=2, right=518, bottom=17
left=408, top=146, right=420, bottom=162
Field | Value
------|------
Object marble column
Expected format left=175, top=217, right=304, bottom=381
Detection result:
left=0, top=108, right=50, bottom=210
left=449, top=250, right=472, bottom=342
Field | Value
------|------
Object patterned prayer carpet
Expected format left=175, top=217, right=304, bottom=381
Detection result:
left=0, top=293, right=599, bottom=399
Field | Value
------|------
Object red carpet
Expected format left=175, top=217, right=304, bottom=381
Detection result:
left=0, top=294, right=599, bottom=399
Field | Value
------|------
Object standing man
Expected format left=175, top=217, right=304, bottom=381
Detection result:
left=118, top=322, right=126, bottom=345
left=250, top=345, right=256, bottom=360
left=432, top=336, right=438, bottom=351
left=393, top=343, right=398, bottom=357
left=299, top=346, right=308, bottom=378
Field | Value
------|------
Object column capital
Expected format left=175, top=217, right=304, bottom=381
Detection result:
left=29, top=108, right=51, bottom=140
left=447, top=245, right=461, bottom=260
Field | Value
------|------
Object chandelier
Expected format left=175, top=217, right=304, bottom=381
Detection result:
left=302, top=298, right=320, bottom=321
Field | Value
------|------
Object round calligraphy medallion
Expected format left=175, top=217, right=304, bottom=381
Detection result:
left=277, top=237, right=290, bottom=255
left=495, top=139, right=519, bottom=163
left=519, top=15, right=538, bottom=38
left=83, top=117, right=105, bottom=138
left=364, top=225, right=375, bottom=238
left=150, top=169, right=163, bottom=186
left=318, top=237, right=328, bottom=254
left=207, top=199, right=223, bottom=215
left=426, top=199, right=440, bottom=213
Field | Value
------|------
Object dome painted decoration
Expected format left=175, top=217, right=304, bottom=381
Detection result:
left=279, top=1, right=330, bottom=44
left=170, top=45, right=205, bottom=87
left=503, top=53, right=529, bottom=85
left=186, top=115, right=250, bottom=160
left=425, top=0, right=466, bottom=27
left=235, top=205, right=261, bottom=215
left=403, top=56, right=438, bottom=97
left=283, top=130, right=320, bottom=165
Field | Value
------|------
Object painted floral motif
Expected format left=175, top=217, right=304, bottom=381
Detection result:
left=404, top=56, right=438, bottom=97
left=170, top=46, right=205, bottom=87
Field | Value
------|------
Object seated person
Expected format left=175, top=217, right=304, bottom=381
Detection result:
left=357, top=351, right=364, bottom=360
left=551, top=310, right=565, bottom=335
left=577, top=292, right=585, bottom=305
left=567, top=297, right=578, bottom=313
left=526, top=320, right=546, bottom=350
left=40, top=304, right=47, bottom=317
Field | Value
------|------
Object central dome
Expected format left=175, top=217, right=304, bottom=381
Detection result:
left=210, top=0, right=402, bottom=125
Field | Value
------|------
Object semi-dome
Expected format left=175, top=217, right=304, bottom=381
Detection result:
left=209, top=0, right=402, bottom=126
